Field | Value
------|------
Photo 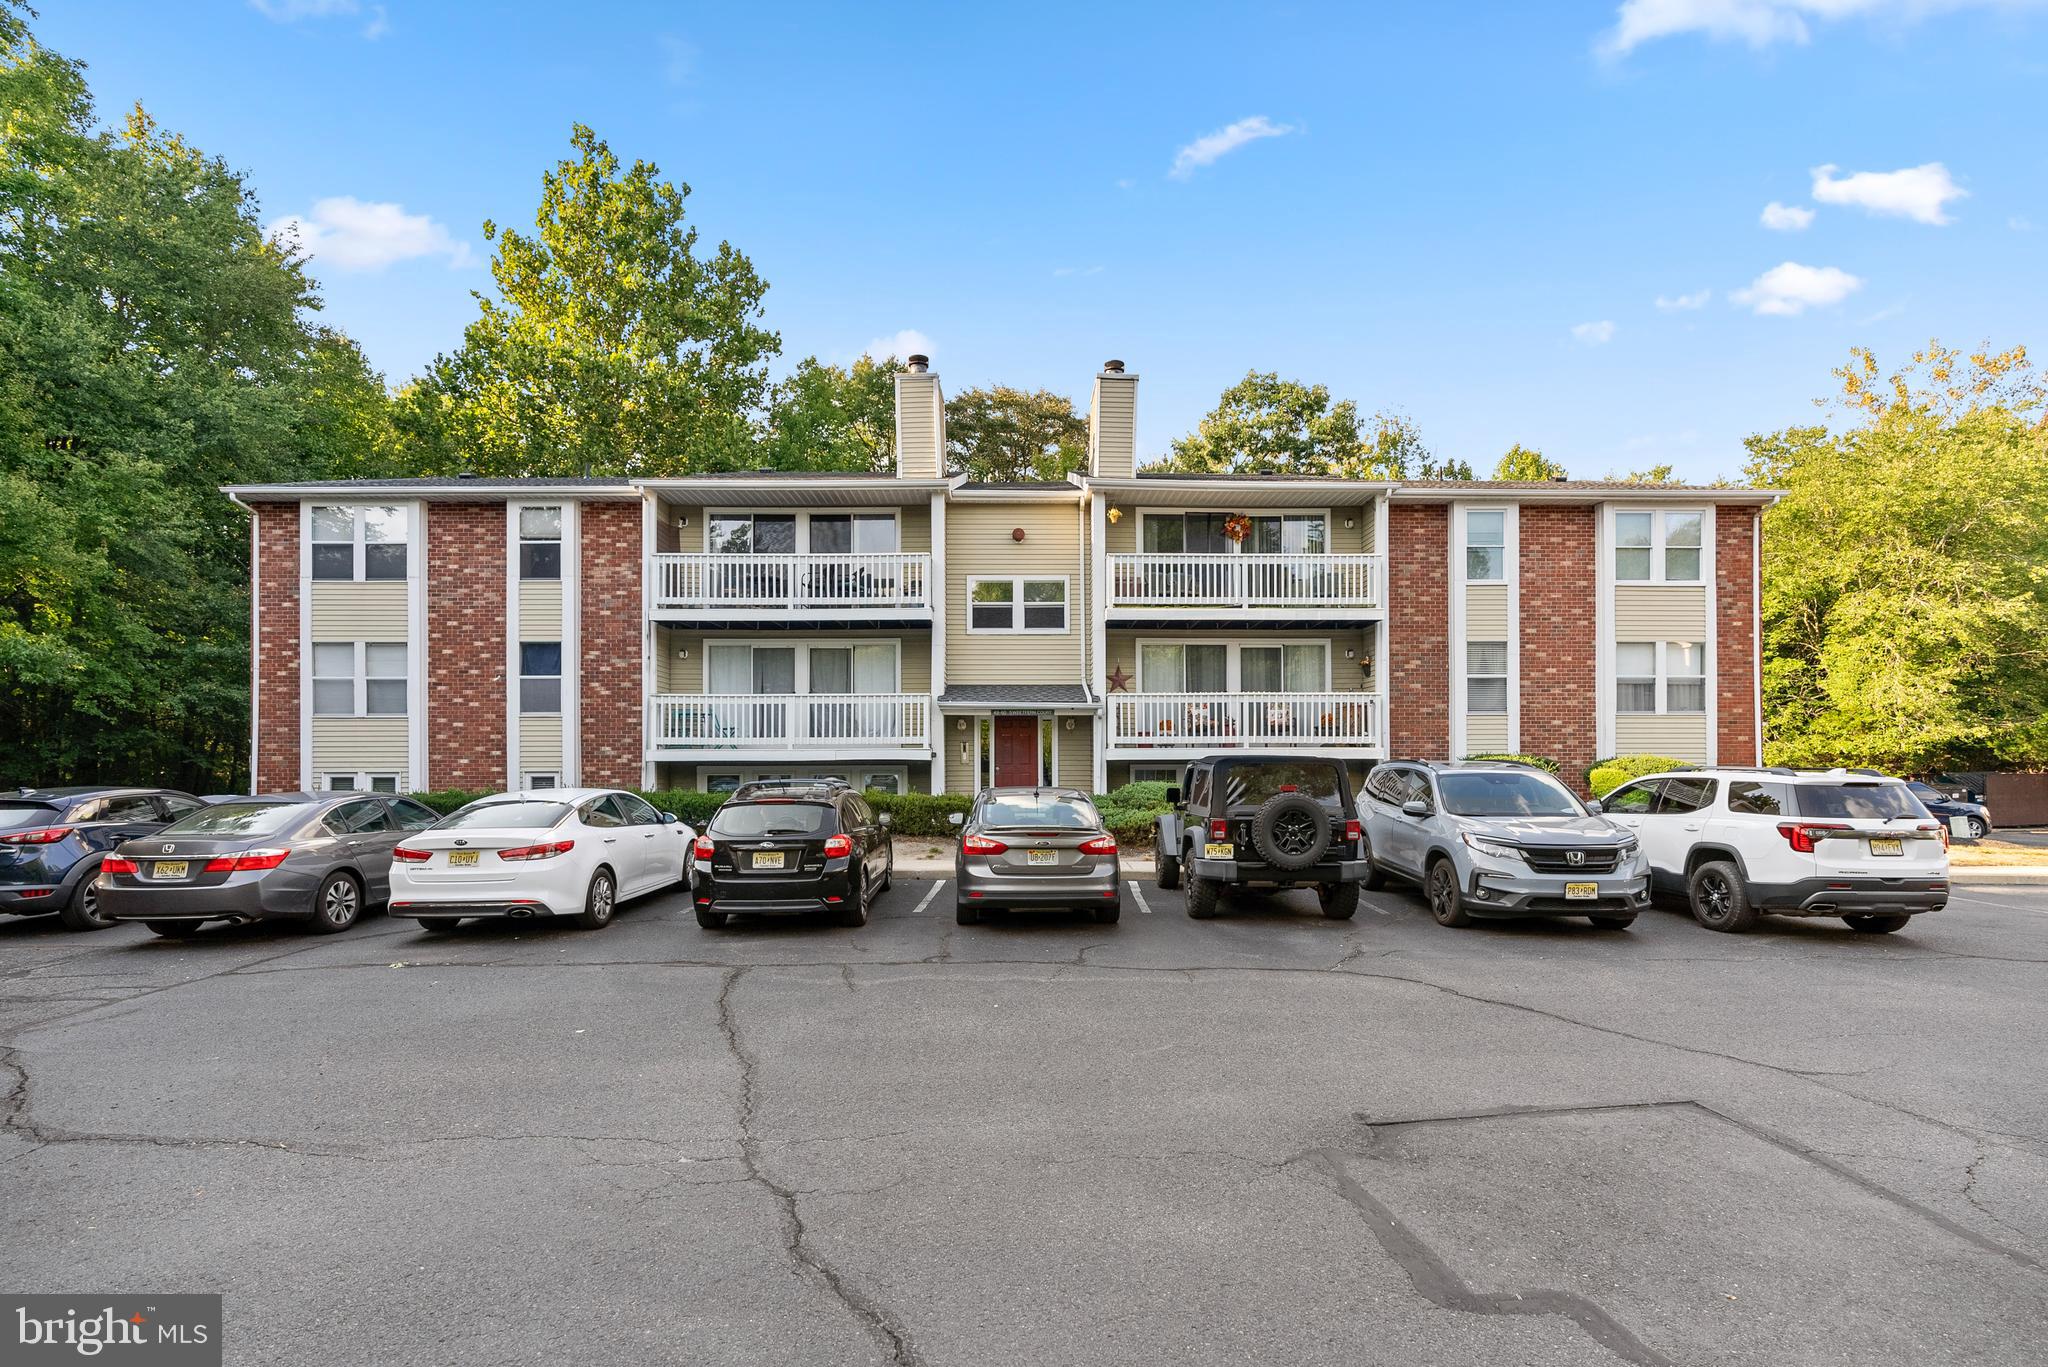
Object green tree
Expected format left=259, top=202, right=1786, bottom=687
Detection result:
left=1495, top=443, right=1566, bottom=480
left=1605, top=463, right=1675, bottom=484
left=403, top=125, right=779, bottom=477
left=761, top=354, right=903, bottom=472
left=1156, top=371, right=1433, bottom=479
left=944, top=385, right=1087, bottom=481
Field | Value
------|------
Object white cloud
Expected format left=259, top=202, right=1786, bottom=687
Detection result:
left=863, top=329, right=932, bottom=363
left=362, top=5, right=388, bottom=39
left=2013, top=215, right=2037, bottom=231
left=269, top=197, right=473, bottom=272
left=1168, top=116, right=1296, bottom=180
left=1732, top=261, right=1865, bottom=315
left=1598, top=1, right=2043, bottom=57
left=1655, top=289, right=1713, bottom=310
left=1760, top=201, right=1815, bottom=231
left=1572, top=320, right=1618, bottom=344
left=1811, top=162, right=1967, bottom=224
left=250, top=0, right=387, bottom=39
left=1052, top=265, right=1105, bottom=278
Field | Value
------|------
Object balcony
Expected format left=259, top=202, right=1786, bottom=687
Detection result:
left=1104, top=691, right=1382, bottom=754
left=650, top=693, right=933, bottom=758
left=652, top=552, right=932, bottom=618
left=1107, top=553, right=1381, bottom=613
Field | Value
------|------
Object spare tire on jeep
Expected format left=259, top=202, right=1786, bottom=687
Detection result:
left=1251, top=793, right=1331, bottom=871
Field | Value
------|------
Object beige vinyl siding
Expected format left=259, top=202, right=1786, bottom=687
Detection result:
left=1057, top=717, right=1094, bottom=791
left=518, top=716, right=564, bottom=774
left=1614, top=714, right=1710, bottom=762
left=896, top=376, right=942, bottom=479
left=1464, top=585, right=1509, bottom=640
left=1091, top=383, right=1137, bottom=479
left=1105, top=512, right=1136, bottom=555
left=947, top=502, right=1085, bottom=683
left=654, top=517, right=679, bottom=553
left=517, top=580, right=564, bottom=640
left=899, top=503, right=931, bottom=553
left=1329, top=502, right=1373, bottom=554
left=1615, top=585, right=1708, bottom=640
left=309, top=582, right=407, bottom=638
left=311, top=717, right=408, bottom=772
left=1104, top=630, right=1369, bottom=691
left=653, top=631, right=930, bottom=695
left=1464, top=715, right=1510, bottom=753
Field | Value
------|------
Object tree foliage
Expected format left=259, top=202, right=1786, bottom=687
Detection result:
left=944, top=385, right=1087, bottom=481
left=1495, top=443, right=1566, bottom=481
left=1155, top=370, right=1442, bottom=480
left=761, top=354, right=903, bottom=473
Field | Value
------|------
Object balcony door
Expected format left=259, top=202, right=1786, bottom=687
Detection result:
left=706, top=514, right=796, bottom=603
left=807, top=643, right=900, bottom=739
left=807, top=514, right=898, bottom=602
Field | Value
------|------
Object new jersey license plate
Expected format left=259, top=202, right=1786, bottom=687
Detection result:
left=1027, top=849, right=1057, bottom=866
left=1204, top=842, right=1234, bottom=859
left=752, top=851, right=785, bottom=870
left=153, top=860, right=188, bottom=879
left=1564, top=882, right=1598, bottom=900
left=447, top=850, right=479, bottom=867
left=1869, top=838, right=1903, bottom=856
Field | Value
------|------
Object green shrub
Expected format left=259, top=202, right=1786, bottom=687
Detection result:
left=866, top=791, right=973, bottom=837
left=409, top=789, right=496, bottom=815
left=637, top=789, right=730, bottom=827
left=1583, top=754, right=1693, bottom=797
left=1460, top=753, right=1561, bottom=774
left=1101, top=779, right=1173, bottom=808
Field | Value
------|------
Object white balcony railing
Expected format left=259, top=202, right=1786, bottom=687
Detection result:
left=1105, top=692, right=1381, bottom=750
left=1107, top=553, right=1381, bottom=609
left=653, top=553, right=931, bottom=612
left=650, top=694, right=932, bottom=752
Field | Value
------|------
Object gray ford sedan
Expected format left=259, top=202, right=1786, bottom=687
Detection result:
left=99, top=793, right=442, bottom=937
left=950, top=787, right=1121, bottom=926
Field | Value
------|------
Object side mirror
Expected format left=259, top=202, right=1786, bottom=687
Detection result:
left=1584, top=799, right=1603, bottom=815
left=947, top=812, right=964, bottom=827
left=1401, top=800, right=1429, bottom=818
left=878, top=812, right=892, bottom=828
left=662, top=811, right=680, bottom=825
left=1164, top=786, right=1182, bottom=805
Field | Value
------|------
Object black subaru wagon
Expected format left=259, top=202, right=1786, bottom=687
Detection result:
left=691, top=786, right=892, bottom=929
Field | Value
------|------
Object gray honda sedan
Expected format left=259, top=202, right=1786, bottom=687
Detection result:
left=949, top=787, right=1121, bottom=926
left=99, top=793, right=442, bottom=937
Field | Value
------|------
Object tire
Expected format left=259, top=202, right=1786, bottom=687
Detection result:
left=1425, top=859, right=1471, bottom=927
left=1319, top=882, right=1360, bottom=920
left=1251, top=794, right=1331, bottom=871
left=1155, top=845, right=1181, bottom=890
left=415, top=917, right=462, bottom=934
left=1360, top=837, right=1388, bottom=891
left=880, top=852, right=893, bottom=894
left=955, top=899, right=981, bottom=926
left=834, top=870, right=868, bottom=928
left=1588, top=914, right=1636, bottom=930
left=1965, top=815, right=1988, bottom=841
left=1687, top=860, right=1758, bottom=933
left=1092, top=898, right=1121, bottom=924
left=575, top=869, right=617, bottom=930
left=1845, top=913, right=1911, bottom=934
left=58, top=869, right=115, bottom=931
left=1186, top=871, right=1222, bottom=920
left=145, top=920, right=205, bottom=938
left=694, top=908, right=728, bottom=930
left=308, top=871, right=363, bottom=934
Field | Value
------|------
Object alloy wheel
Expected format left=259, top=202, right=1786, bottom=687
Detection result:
left=322, top=878, right=359, bottom=927
left=1273, top=813, right=1316, bottom=856
left=1699, top=872, right=1732, bottom=920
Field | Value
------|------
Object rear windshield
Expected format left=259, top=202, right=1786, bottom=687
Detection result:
left=1439, top=772, right=1583, bottom=818
left=1795, top=783, right=1927, bottom=821
left=162, top=802, right=305, bottom=837
left=710, top=802, right=834, bottom=838
left=1219, top=763, right=1342, bottom=806
left=0, top=803, right=61, bottom=831
left=980, top=796, right=1099, bottom=830
left=439, top=801, right=569, bottom=831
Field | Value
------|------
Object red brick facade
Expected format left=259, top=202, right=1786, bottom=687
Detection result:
left=1387, top=503, right=1449, bottom=761
left=252, top=503, right=302, bottom=793
left=1518, top=505, right=1600, bottom=792
left=426, top=503, right=508, bottom=791
left=579, top=502, right=644, bottom=788
left=1715, top=505, right=1761, bottom=765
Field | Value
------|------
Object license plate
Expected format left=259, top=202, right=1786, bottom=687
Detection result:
left=447, top=850, right=479, bottom=867
left=1204, top=842, right=1234, bottom=859
left=752, top=851, right=785, bottom=870
left=1027, top=849, right=1058, bottom=866
left=1869, top=838, right=1903, bottom=856
left=153, top=860, right=188, bottom=879
left=1564, top=882, right=1598, bottom=900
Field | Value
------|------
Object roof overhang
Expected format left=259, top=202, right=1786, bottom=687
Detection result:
left=638, top=478, right=951, bottom=508
left=221, top=483, right=644, bottom=502
left=1083, top=477, right=1394, bottom=509
left=1388, top=485, right=1782, bottom=505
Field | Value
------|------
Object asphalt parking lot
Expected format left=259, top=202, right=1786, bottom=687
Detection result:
left=4, top=874, right=2045, bottom=1366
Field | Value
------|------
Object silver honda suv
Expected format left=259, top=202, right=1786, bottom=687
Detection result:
left=1359, top=761, right=1650, bottom=929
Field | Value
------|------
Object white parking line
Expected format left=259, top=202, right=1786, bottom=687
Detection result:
left=909, top=880, right=947, bottom=915
left=1128, top=880, right=1154, bottom=914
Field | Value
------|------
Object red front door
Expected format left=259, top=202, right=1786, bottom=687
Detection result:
left=992, top=717, right=1040, bottom=787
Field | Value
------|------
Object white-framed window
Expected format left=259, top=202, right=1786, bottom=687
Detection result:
left=1240, top=642, right=1328, bottom=692
left=1130, top=765, right=1182, bottom=784
left=1136, top=640, right=1330, bottom=693
left=1466, top=641, right=1508, bottom=713
left=705, top=510, right=899, bottom=555
left=703, top=640, right=899, bottom=695
left=310, top=505, right=406, bottom=582
left=520, top=642, right=562, bottom=713
left=1465, top=511, right=1506, bottom=582
left=518, top=506, right=562, bottom=580
left=861, top=771, right=902, bottom=795
left=1138, top=641, right=1227, bottom=692
left=967, top=577, right=1067, bottom=633
left=1616, top=641, right=1706, bottom=714
left=1614, top=510, right=1704, bottom=584
left=521, top=771, right=560, bottom=791
left=320, top=772, right=402, bottom=794
left=1140, top=511, right=1327, bottom=554
left=311, top=642, right=407, bottom=716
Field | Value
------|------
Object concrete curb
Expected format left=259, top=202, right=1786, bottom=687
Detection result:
left=1948, top=869, right=2048, bottom=886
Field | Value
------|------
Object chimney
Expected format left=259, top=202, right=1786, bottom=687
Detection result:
left=1086, top=359, right=1137, bottom=479
left=894, top=354, right=944, bottom=479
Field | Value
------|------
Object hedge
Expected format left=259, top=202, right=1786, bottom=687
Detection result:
left=1584, top=754, right=1694, bottom=797
left=1459, top=753, right=1561, bottom=774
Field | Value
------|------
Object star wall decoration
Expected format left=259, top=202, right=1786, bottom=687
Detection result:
left=1106, top=664, right=1133, bottom=692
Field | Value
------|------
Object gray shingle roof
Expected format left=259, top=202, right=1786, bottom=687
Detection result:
left=936, top=684, right=1096, bottom=707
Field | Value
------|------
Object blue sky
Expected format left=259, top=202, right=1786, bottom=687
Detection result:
left=40, top=1, right=2048, bottom=480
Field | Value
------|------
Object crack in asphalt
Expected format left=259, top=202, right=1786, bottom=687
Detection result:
left=716, top=967, right=921, bottom=1367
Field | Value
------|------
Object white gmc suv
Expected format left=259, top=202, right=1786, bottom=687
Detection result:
left=1598, top=767, right=1950, bottom=934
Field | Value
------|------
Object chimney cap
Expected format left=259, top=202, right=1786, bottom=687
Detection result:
left=457, top=470, right=479, bottom=480
left=1550, top=473, right=1568, bottom=482
left=906, top=354, right=929, bottom=373
left=1102, top=359, right=1125, bottom=374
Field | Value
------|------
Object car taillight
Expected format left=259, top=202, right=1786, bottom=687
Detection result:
left=1078, top=835, right=1117, bottom=855
left=498, top=840, right=575, bottom=861
left=962, top=834, right=1007, bottom=855
left=203, top=848, right=290, bottom=873
left=391, top=846, right=431, bottom=863
left=1207, top=818, right=1229, bottom=840
left=2, top=826, right=73, bottom=846
left=693, top=836, right=715, bottom=859
left=1920, top=821, right=1949, bottom=850
left=1343, top=819, right=1362, bottom=842
left=101, top=856, right=139, bottom=875
left=1776, top=822, right=1850, bottom=854
left=822, top=834, right=853, bottom=857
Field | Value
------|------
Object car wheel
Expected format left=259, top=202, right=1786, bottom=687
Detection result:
left=835, top=871, right=868, bottom=928
left=1185, top=871, right=1222, bottom=920
left=1588, top=914, right=1636, bottom=930
left=144, top=920, right=204, bottom=938
left=415, top=917, right=462, bottom=934
left=1360, top=837, right=1387, bottom=891
left=57, top=870, right=116, bottom=931
left=880, top=853, right=893, bottom=894
left=1155, top=845, right=1181, bottom=890
left=955, top=898, right=981, bottom=926
left=308, top=871, right=363, bottom=934
left=1687, top=860, right=1758, bottom=933
left=1844, top=913, right=1911, bottom=934
left=1965, top=815, right=1988, bottom=841
left=694, top=908, right=728, bottom=930
left=1251, top=794, right=1331, bottom=871
left=575, top=869, right=617, bottom=930
left=1425, top=859, right=1471, bottom=927
left=1319, top=882, right=1360, bottom=920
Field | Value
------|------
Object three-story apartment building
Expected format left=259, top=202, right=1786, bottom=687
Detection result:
left=227, top=357, right=1772, bottom=796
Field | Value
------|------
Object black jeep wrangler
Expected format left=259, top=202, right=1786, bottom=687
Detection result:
left=1154, top=754, right=1368, bottom=920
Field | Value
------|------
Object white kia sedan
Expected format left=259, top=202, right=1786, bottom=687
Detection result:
left=388, top=789, right=693, bottom=931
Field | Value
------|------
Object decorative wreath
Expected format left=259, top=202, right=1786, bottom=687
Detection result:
left=1222, top=513, right=1252, bottom=544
